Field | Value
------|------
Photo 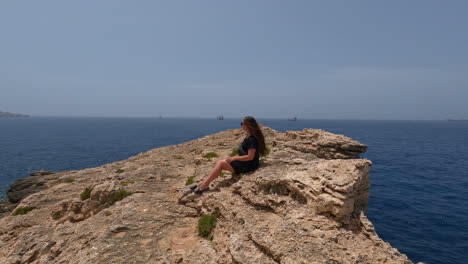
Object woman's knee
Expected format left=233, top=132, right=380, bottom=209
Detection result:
left=221, top=162, right=234, bottom=172
left=217, top=160, right=228, bottom=167
left=214, top=160, right=225, bottom=169
left=216, top=160, right=233, bottom=170
left=217, top=159, right=228, bottom=164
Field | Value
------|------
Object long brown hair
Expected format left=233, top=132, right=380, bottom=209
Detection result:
left=243, top=116, right=266, bottom=156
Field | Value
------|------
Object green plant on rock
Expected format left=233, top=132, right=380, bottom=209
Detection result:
left=52, top=210, right=64, bottom=220
left=262, top=145, right=271, bottom=157
left=63, top=177, right=75, bottom=183
left=203, top=152, right=219, bottom=159
left=185, top=175, right=195, bottom=186
left=229, top=147, right=239, bottom=157
left=103, top=188, right=133, bottom=207
left=219, top=172, right=226, bottom=178
left=115, top=168, right=125, bottom=174
left=12, top=206, right=35, bottom=216
left=198, top=209, right=219, bottom=238
left=80, top=186, right=94, bottom=201
left=120, top=180, right=135, bottom=187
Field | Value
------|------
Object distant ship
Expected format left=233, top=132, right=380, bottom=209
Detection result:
left=288, top=116, right=297, bottom=121
left=216, top=115, right=224, bottom=120
left=448, top=119, right=468, bottom=122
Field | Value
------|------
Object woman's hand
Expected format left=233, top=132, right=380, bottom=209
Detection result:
left=225, top=157, right=235, bottom=163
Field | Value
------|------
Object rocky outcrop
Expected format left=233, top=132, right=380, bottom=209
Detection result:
left=0, top=171, right=57, bottom=216
left=273, top=129, right=368, bottom=159
left=0, top=127, right=416, bottom=264
left=29, top=171, right=54, bottom=177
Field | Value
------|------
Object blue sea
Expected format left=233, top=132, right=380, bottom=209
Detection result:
left=1, top=117, right=467, bottom=264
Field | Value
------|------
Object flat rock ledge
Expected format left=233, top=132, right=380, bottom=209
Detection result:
left=0, top=126, right=418, bottom=264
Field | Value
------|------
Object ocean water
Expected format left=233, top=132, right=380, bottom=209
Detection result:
left=1, top=117, right=467, bottom=264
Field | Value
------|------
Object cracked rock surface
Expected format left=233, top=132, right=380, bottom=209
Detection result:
left=0, top=126, right=415, bottom=264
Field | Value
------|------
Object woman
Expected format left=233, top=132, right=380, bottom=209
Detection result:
left=191, top=116, right=266, bottom=194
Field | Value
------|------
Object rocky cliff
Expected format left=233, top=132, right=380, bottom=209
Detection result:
left=0, top=127, right=415, bottom=264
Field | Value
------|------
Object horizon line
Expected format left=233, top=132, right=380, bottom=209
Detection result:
left=12, top=114, right=455, bottom=122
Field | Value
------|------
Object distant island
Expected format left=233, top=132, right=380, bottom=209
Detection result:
left=0, top=111, right=30, bottom=117
left=448, top=119, right=468, bottom=122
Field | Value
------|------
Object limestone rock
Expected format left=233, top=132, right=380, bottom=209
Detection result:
left=6, top=172, right=57, bottom=203
left=30, top=170, right=55, bottom=177
left=0, top=127, right=415, bottom=263
left=274, top=129, right=367, bottom=159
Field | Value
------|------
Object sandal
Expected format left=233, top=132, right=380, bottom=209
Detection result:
left=189, top=184, right=198, bottom=191
left=194, top=186, right=209, bottom=194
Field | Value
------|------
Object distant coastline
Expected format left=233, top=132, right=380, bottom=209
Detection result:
left=447, top=119, right=468, bottom=122
left=0, top=111, right=30, bottom=117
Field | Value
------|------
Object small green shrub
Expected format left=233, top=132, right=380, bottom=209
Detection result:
left=262, top=145, right=271, bottom=157
left=198, top=210, right=219, bottom=238
left=103, top=188, right=132, bottom=207
left=63, top=177, right=75, bottom=183
left=113, top=188, right=132, bottom=202
left=219, top=172, right=226, bottom=178
left=12, top=206, right=35, bottom=216
left=203, top=152, right=219, bottom=159
left=185, top=175, right=195, bottom=186
left=80, top=186, right=94, bottom=201
left=115, top=168, right=125, bottom=174
left=229, top=147, right=239, bottom=157
left=52, top=210, right=64, bottom=220
left=120, top=180, right=134, bottom=187
left=72, top=205, right=81, bottom=214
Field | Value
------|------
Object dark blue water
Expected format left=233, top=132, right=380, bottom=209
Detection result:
left=1, top=117, right=467, bottom=264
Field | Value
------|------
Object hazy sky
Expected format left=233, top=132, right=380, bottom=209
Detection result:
left=1, top=0, right=467, bottom=120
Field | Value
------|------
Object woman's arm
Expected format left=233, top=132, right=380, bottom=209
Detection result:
left=228, top=148, right=256, bottom=162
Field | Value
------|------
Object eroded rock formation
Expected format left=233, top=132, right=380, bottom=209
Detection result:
left=0, top=127, right=415, bottom=263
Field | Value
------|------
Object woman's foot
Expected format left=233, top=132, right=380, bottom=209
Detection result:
left=194, top=186, right=209, bottom=194
left=189, top=184, right=198, bottom=191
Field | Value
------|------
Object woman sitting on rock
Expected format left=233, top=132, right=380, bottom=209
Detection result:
left=191, top=116, right=266, bottom=194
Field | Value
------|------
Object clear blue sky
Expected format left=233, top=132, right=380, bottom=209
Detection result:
left=1, top=0, right=467, bottom=120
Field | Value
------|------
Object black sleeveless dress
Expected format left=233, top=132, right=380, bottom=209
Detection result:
left=230, top=135, right=260, bottom=174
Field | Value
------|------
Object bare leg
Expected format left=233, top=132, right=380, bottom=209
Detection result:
left=198, top=159, right=234, bottom=190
